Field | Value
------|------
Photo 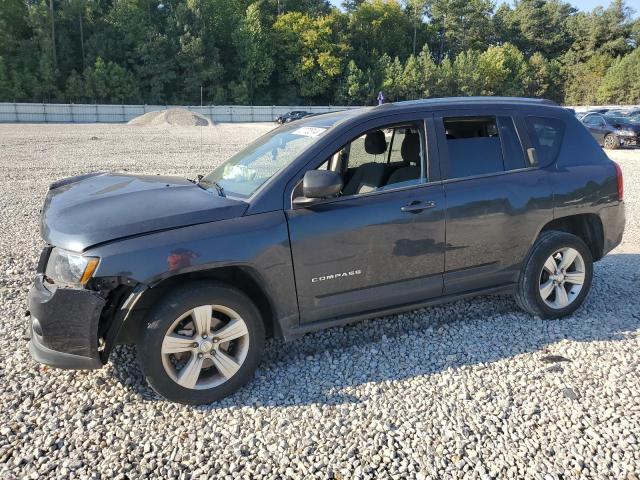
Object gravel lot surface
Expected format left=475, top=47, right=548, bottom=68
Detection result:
left=0, top=123, right=638, bottom=480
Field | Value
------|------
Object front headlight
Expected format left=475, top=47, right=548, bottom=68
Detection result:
left=44, top=248, right=99, bottom=286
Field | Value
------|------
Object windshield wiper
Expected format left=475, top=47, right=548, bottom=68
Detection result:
left=194, top=175, right=225, bottom=197
left=210, top=180, right=225, bottom=197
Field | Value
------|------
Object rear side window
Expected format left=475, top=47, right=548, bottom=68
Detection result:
left=443, top=116, right=525, bottom=179
left=526, top=117, right=565, bottom=167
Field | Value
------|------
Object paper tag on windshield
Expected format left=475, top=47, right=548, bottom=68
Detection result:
left=291, top=127, right=326, bottom=138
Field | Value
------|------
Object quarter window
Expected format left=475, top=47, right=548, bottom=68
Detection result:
left=525, top=116, right=565, bottom=167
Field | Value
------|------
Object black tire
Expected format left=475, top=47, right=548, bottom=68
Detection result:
left=137, top=282, right=265, bottom=405
left=515, top=231, right=593, bottom=319
left=604, top=134, right=620, bottom=150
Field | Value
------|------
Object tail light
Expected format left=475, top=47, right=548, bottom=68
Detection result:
left=613, top=161, right=623, bottom=201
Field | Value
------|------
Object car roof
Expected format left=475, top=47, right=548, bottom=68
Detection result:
left=295, top=97, right=562, bottom=129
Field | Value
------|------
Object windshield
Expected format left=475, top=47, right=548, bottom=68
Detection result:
left=605, top=115, right=629, bottom=124
left=627, top=114, right=640, bottom=124
left=201, top=124, right=328, bottom=198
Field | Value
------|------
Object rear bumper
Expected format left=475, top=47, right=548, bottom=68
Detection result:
left=600, top=202, right=626, bottom=256
left=27, top=274, right=106, bottom=370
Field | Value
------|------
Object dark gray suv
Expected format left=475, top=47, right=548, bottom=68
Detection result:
left=27, top=97, right=625, bottom=404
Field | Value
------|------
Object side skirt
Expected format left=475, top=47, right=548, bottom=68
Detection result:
left=284, top=283, right=515, bottom=341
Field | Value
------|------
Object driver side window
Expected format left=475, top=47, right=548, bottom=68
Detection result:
left=328, top=123, right=427, bottom=197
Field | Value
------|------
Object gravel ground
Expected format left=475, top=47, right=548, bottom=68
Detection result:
left=0, top=123, right=638, bottom=480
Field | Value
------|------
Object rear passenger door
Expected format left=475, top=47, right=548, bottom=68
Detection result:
left=435, top=110, right=554, bottom=294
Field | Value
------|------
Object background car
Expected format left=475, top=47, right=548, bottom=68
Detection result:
left=274, top=110, right=310, bottom=124
left=580, top=112, right=640, bottom=149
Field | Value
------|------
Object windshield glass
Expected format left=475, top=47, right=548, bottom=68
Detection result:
left=201, top=124, right=328, bottom=198
left=627, top=114, right=640, bottom=124
left=605, top=115, right=629, bottom=124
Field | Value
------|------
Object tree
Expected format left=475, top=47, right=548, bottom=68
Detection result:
left=342, top=60, right=369, bottom=104
left=273, top=11, right=348, bottom=102
left=433, top=57, right=457, bottom=96
left=400, top=54, right=421, bottom=99
left=64, top=69, right=84, bottom=102
left=418, top=45, right=438, bottom=97
left=523, top=52, right=562, bottom=101
left=233, top=4, right=275, bottom=104
left=383, top=56, right=404, bottom=101
left=0, top=0, right=638, bottom=106
left=597, top=48, right=640, bottom=104
left=426, top=0, right=494, bottom=62
left=495, top=0, right=576, bottom=59
left=349, top=0, right=412, bottom=70
left=83, top=57, right=138, bottom=103
left=453, top=50, right=481, bottom=96
left=564, top=0, right=636, bottom=65
left=477, top=43, right=527, bottom=96
left=564, top=52, right=613, bottom=105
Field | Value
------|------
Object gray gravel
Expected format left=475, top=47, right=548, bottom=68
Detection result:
left=1, top=123, right=639, bottom=480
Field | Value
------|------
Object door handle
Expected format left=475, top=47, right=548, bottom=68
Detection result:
left=401, top=200, right=436, bottom=213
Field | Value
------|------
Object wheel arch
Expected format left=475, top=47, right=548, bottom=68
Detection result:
left=539, top=213, right=604, bottom=261
left=116, top=265, right=280, bottom=345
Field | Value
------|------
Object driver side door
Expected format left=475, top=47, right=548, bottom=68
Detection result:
left=285, top=116, right=446, bottom=325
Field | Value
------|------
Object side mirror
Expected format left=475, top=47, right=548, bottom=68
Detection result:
left=292, top=170, right=343, bottom=207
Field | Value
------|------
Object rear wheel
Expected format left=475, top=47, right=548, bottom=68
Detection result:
left=604, top=134, right=620, bottom=150
left=515, top=231, right=593, bottom=319
left=137, top=283, right=265, bottom=404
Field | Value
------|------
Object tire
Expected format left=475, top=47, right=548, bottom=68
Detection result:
left=137, top=282, right=265, bottom=404
left=604, top=134, right=620, bottom=150
left=515, top=231, right=593, bottom=319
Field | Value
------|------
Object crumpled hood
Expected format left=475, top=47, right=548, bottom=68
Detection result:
left=41, top=172, right=248, bottom=251
left=613, top=121, right=640, bottom=132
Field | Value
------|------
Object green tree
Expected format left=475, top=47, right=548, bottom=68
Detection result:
left=477, top=43, right=527, bottom=96
left=433, top=57, right=457, bottom=96
left=597, top=48, right=640, bottom=104
left=418, top=45, right=438, bottom=97
left=273, top=11, right=348, bottom=102
left=232, top=4, right=275, bottom=104
left=383, top=56, right=404, bottom=101
left=342, top=60, right=370, bottom=104
left=427, top=0, right=494, bottom=62
left=494, top=0, right=576, bottom=59
left=453, top=50, right=481, bottom=96
left=564, top=52, right=613, bottom=105
left=349, top=0, right=412, bottom=69
left=523, top=52, right=562, bottom=101
left=64, top=69, right=84, bottom=102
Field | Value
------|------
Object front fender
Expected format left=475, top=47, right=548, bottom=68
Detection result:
left=88, top=211, right=299, bottom=336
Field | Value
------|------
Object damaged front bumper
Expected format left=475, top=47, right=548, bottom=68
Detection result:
left=27, top=274, right=106, bottom=369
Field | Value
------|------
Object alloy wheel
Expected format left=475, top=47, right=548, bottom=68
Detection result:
left=538, top=247, right=586, bottom=309
left=160, top=305, right=250, bottom=390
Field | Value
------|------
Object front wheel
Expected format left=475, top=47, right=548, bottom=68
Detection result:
left=604, top=134, right=620, bottom=150
left=515, top=231, right=593, bottom=319
left=137, top=283, right=265, bottom=404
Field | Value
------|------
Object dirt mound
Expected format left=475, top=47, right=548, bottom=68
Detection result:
left=128, top=108, right=210, bottom=127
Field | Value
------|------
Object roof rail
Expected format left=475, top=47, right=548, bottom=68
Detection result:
left=376, top=97, right=559, bottom=108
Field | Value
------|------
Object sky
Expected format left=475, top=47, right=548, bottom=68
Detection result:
left=328, top=0, right=640, bottom=16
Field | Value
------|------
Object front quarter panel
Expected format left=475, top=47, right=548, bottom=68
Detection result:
left=88, top=211, right=299, bottom=332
